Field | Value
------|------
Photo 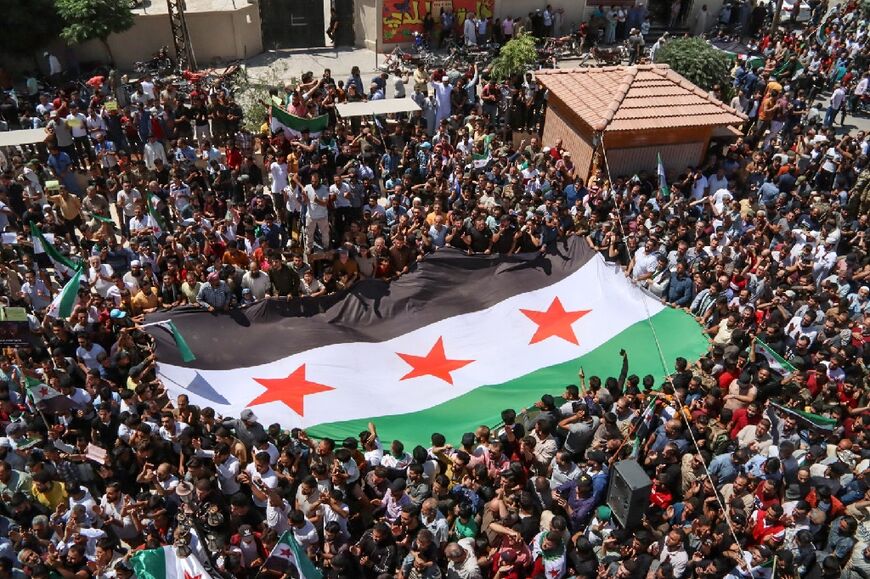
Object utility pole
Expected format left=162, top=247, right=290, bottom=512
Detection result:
left=770, top=0, right=785, bottom=37
left=167, top=0, right=196, bottom=71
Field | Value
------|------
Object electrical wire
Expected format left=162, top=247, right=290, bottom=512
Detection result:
left=598, top=134, right=750, bottom=567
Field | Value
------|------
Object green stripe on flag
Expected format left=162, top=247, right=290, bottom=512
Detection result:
left=770, top=402, right=837, bottom=431
left=167, top=321, right=196, bottom=363
left=657, top=153, right=670, bottom=197
left=130, top=547, right=167, bottom=579
left=146, top=192, right=168, bottom=232
left=269, top=532, right=323, bottom=579
left=57, top=266, right=84, bottom=319
left=30, top=221, right=78, bottom=271
left=270, top=104, right=329, bottom=133
left=93, top=214, right=117, bottom=226
left=308, top=307, right=707, bottom=447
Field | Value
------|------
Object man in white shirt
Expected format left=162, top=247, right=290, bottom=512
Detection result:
left=243, top=452, right=279, bottom=508
left=115, top=182, right=141, bottom=235
left=266, top=491, right=292, bottom=535
left=66, top=105, right=91, bottom=169
left=143, top=135, right=168, bottom=170
left=159, top=413, right=190, bottom=455
left=330, top=174, right=353, bottom=239
left=270, top=154, right=289, bottom=195
left=76, top=334, right=107, bottom=371
left=464, top=13, right=477, bottom=46
left=129, top=207, right=160, bottom=238
left=290, top=509, right=320, bottom=548
left=631, top=239, right=660, bottom=280
left=825, top=84, right=847, bottom=127
left=434, top=77, right=452, bottom=127
left=88, top=256, right=114, bottom=298
left=421, top=498, right=449, bottom=546
left=241, top=262, right=271, bottom=300
left=140, top=77, right=157, bottom=101
left=690, top=168, right=709, bottom=201
left=301, top=172, right=332, bottom=255
left=659, top=530, right=689, bottom=578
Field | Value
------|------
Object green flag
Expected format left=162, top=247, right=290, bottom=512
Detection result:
left=93, top=214, right=118, bottom=227
left=166, top=321, right=196, bottom=363
left=30, top=222, right=77, bottom=271
left=754, top=338, right=796, bottom=376
left=269, top=102, right=329, bottom=138
left=263, top=531, right=322, bottom=578
left=24, top=375, right=78, bottom=414
left=48, top=265, right=84, bottom=319
left=145, top=193, right=168, bottom=234
left=770, top=402, right=837, bottom=432
left=657, top=153, right=670, bottom=197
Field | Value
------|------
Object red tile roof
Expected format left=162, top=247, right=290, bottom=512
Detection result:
left=535, top=64, right=747, bottom=133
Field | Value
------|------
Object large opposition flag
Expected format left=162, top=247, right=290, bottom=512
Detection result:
left=146, top=239, right=708, bottom=447
left=130, top=546, right=214, bottom=579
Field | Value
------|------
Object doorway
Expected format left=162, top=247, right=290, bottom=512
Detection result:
left=259, top=0, right=327, bottom=49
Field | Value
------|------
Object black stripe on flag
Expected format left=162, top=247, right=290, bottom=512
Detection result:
left=146, top=239, right=595, bottom=370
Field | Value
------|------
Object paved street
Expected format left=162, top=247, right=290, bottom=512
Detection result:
left=243, top=46, right=870, bottom=138
left=246, top=46, right=380, bottom=83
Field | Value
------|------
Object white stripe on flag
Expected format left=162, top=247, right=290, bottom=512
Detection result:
left=157, top=256, right=667, bottom=431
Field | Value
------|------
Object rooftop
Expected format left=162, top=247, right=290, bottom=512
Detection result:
left=536, top=64, right=747, bottom=133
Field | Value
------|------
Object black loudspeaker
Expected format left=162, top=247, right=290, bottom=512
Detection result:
left=606, top=459, right=652, bottom=529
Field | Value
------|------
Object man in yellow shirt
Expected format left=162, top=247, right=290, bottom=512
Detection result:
left=31, top=470, right=68, bottom=511
left=131, top=284, right=160, bottom=315
left=48, top=186, right=84, bottom=240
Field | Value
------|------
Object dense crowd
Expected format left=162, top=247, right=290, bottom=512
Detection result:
left=0, top=1, right=869, bottom=578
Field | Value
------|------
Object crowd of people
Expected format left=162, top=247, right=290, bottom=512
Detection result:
left=0, top=0, right=869, bottom=578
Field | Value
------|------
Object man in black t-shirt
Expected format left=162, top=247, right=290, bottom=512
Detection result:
left=463, top=216, right=493, bottom=254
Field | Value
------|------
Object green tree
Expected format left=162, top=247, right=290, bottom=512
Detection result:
left=54, top=0, right=135, bottom=64
left=490, top=32, right=538, bottom=82
left=653, top=36, right=731, bottom=92
left=0, top=0, right=63, bottom=64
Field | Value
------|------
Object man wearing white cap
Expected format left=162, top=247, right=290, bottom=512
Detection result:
left=123, top=260, right=143, bottom=293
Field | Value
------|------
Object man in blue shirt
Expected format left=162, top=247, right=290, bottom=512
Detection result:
left=665, top=260, right=694, bottom=307
left=708, top=448, right=749, bottom=485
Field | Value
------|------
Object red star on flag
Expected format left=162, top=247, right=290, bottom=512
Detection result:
left=249, top=364, right=334, bottom=416
left=278, top=546, right=292, bottom=558
left=397, top=337, right=474, bottom=385
left=184, top=572, right=201, bottom=579
left=520, top=297, right=591, bottom=345
left=38, top=387, right=48, bottom=398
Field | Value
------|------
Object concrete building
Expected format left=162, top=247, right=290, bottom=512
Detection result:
left=69, top=0, right=263, bottom=70
left=59, top=0, right=727, bottom=69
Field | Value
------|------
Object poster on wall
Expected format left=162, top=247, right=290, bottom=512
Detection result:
left=383, top=0, right=495, bottom=43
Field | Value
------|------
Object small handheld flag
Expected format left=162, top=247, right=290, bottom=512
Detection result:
left=657, top=153, right=670, bottom=197
left=753, top=338, right=796, bottom=377
left=263, top=531, right=322, bottom=578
